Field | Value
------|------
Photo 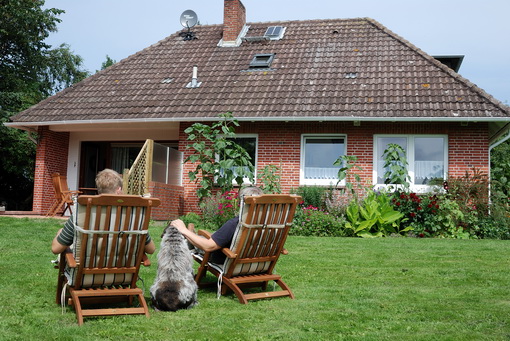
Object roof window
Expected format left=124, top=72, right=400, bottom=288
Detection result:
left=264, top=26, right=286, bottom=40
left=249, top=53, right=275, bottom=69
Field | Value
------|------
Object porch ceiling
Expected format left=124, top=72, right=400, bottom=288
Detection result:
left=46, top=121, right=179, bottom=134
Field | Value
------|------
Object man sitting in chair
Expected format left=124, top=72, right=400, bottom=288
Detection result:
left=171, top=186, right=263, bottom=264
left=51, top=169, right=156, bottom=255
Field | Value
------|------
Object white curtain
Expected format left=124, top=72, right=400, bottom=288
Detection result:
left=304, top=167, right=338, bottom=180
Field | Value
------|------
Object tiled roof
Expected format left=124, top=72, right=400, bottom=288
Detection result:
left=10, top=18, right=510, bottom=124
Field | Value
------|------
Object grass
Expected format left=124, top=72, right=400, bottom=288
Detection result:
left=0, top=216, right=509, bottom=340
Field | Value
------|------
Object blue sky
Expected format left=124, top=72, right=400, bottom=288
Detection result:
left=44, top=0, right=509, bottom=104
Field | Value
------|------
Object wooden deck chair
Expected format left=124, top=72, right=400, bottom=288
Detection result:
left=55, top=194, right=160, bottom=325
left=193, top=194, right=302, bottom=304
left=46, top=172, right=81, bottom=216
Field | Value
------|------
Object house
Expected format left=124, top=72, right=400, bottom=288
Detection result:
left=6, top=0, right=510, bottom=220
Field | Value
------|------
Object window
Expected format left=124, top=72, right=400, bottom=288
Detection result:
left=374, top=135, right=447, bottom=190
left=301, top=135, right=346, bottom=185
left=249, top=53, right=275, bottom=69
left=224, top=135, right=258, bottom=184
left=264, top=26, right=286, bottom=40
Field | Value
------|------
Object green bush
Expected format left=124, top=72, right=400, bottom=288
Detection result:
left=193, top=190, right=239, bottom=231
left=290, top=205, right=347, bottom=237
left=292, top=186, right=328, bottom=210
left=345, top=190, right=406, bottom=237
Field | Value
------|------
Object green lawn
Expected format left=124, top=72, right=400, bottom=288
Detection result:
left=0, top=216, right=508, bottom=340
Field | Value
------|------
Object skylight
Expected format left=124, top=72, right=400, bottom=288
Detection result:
left=249, top=53, right=275, bottom=68
left=264, top=26, right=285, bottom=40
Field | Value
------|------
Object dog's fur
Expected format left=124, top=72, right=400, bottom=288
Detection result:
left=150, top=225, right=198, bottom=311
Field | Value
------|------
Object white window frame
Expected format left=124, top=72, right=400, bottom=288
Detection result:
left=300, top=134, right=347, bottom=186
left=220, top=134, right=258, bottom=185
left=373, top=134, right=448, bottom=192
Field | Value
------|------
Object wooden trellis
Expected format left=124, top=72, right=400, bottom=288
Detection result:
left=123, top=139, right=154, bottom=196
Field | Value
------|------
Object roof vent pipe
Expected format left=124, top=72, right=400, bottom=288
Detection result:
left=186, top=65, right=202, bottom=88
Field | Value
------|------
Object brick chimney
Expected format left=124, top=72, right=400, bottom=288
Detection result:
left=221, top=0, right=246, bottom=46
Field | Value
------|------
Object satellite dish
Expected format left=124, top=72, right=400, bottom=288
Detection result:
left=180, top=10, right=198, bottom=29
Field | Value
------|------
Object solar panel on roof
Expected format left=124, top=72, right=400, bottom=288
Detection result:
left=263, top=26, right=285, bottom=40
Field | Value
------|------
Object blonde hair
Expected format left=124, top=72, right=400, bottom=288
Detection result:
left=95, top=169, right=123, bottom=194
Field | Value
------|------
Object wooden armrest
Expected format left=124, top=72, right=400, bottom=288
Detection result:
left=281, top=248, right=289, bottom=255
left=63, top=248, right=77, bottom=268
left=221, top=247, right=237, bottom=259
left=141, top=254, right=151, bottom=267
left=197, top=229, right=212, bottom=238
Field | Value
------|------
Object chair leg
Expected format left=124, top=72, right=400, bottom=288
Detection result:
left=194, top=262, right=208, bottom=286
left=70, top=290, right=85, bottom=326
left=46, top=200, right=60, bottom=217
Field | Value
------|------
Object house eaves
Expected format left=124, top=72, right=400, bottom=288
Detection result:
left=5, top=115, right=510, bottom=131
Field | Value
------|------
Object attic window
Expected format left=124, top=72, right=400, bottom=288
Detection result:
left=264, top=26, right=285, bottom=40
left=433, top=55, right=464, bottom=72
left=249, top=53, right=275, bottom=68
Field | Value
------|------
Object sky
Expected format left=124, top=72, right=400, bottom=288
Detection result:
left=43, top=0, right=509, bottom=104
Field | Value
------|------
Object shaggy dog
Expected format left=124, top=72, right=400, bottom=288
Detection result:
left=150, top=225, right=198, bottom=311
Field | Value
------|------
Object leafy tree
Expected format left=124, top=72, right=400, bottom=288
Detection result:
left=184, top=112, right=254, bottom=201
left=490, top=140, right=510, bottom=206
left=0, top=0, right=89, bottom=210
left=99, top=55, right=117, bottom=72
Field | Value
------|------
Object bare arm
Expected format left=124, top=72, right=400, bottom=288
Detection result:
left=144, top=240, right=156, bottom=254
left=171, top=219, right=221, bottom=252
left=51, top=228, right=68, bottom=254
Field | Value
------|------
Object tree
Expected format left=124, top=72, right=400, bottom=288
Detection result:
left=491, top=140, right=510, bottom=205
left=0, top=0, right=89, bottom=210
left=184, top=112, right=254, bottom=201
left=99, top=55, right=117, bottom=71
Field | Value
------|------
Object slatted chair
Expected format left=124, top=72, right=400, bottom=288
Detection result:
left=47, top=172, right=81, bottom=217
left=55, top=194, right=160, bottom=325
left=192, top=194, right=302, bottom=304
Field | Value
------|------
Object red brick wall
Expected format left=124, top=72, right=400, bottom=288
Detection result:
left=33, top=127, right=70, bottom=214
left=31, top=121, right=489, bottom=218
left=223, top=0, right=246, bottom=42
left=178, top=121, right=489, bottom=214
left=149, top=182, right=184, bottom=221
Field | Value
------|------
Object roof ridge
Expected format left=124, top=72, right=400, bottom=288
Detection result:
left=365, top=18, right=510, bottom=115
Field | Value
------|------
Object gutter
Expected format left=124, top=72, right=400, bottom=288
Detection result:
left=5, top=116, right=510, bottom=130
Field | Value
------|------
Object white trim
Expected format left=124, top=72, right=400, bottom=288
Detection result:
left=217, top=25, right=250, bottom=48
left=6, top=116, right=510, bottom=130
left=300, top=134, right=346, bottom=186
left=373, top=134, right=448, bottom=192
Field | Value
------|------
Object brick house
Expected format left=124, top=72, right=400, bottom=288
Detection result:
left=6, top=0, right=510, bottom=220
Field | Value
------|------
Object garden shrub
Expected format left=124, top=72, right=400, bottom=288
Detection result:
left=197, top=190, right=239, bottom=231
left=345, top=190, right=406, bottom=237
left=290, top=204, right=347, bottom=237
left=292, top=186, right=329, bottom=210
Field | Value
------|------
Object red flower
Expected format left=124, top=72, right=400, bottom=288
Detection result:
left=409, top=212, right=416, bottom=218
left=417, top=206, right=422, bottom=211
